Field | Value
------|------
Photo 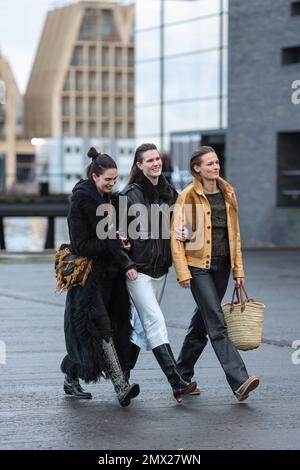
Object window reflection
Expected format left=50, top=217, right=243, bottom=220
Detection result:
left=136, top=61, right=160, bottom=105
left=136, top=0, right=161, bottom=30
left=164, top=100, right=220, bottom=134
left=164, top=16, right=220, bottom=57
left=164, top=51, right=220, bottom=102
left=165, top=0, right=222, bottom=24
left=136, top=105, right=160, bottom=136
left=136, top=30, right=160, bottom=62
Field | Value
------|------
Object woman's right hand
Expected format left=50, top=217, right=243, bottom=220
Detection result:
left=179, top=279, right=191, bottom=289
left=126, top=269, right=138, bottom=281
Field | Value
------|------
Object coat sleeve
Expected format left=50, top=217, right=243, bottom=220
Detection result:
left=170, top=194, right=192, bottom=283
left=68, top=194, right=108, bottom=257
left=231, top=192, right=245, bottom=279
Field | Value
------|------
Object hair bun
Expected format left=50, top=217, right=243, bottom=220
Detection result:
left=87, top=147, right=99, bottom=160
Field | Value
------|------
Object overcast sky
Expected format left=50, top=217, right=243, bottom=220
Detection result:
left=0, top=0, right=126, bottom=94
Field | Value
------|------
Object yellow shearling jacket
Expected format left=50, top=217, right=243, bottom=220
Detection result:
left=171, top=177, right=245, bottom=283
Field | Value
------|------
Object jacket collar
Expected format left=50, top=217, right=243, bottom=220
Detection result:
left=192, top=177, right=234, bottom=198
left=134, top=172, right=174, bottom=204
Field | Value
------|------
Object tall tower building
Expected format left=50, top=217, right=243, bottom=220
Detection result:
left=0, top=53, right=33, bottom=190
left=25, top=1, right=135, bottom=141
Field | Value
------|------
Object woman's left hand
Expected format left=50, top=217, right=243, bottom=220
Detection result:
left=235, top=277, right=245, bottom=288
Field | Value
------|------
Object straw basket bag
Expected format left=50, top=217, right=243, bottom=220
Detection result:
left=222, top=286, right=265, bottom=351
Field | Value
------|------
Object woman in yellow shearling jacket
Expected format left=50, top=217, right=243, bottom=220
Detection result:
left=171, top=146, right=259, bottom=401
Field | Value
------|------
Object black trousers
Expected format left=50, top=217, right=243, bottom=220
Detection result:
left=177, top=255, right=249, bottom=392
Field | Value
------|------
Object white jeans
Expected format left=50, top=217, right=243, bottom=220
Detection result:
left=126, top=273, right=169, bottom=350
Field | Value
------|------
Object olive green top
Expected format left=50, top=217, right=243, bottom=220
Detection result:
left=205, top=191, right=230, bottom=256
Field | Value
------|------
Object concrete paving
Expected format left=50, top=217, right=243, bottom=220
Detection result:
left=0, top=250, right=300, bottom=450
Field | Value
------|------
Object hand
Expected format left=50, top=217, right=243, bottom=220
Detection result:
left=126, top=269, right=138, bottom=281
left=120, top=238, right=131, bottom=251
left=235, top=277, right=245, bottom=288
left=174, top=227, right=189, bottom=242
left=179, top=279, right=191, bottom=289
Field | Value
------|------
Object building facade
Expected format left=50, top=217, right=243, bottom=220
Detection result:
left=135, top=0, right=300, bottom=247
left=227, top=0, right=300, bottom=246
left=135, top=0, right=228, bottom=183
left=0, top=54, right=34, bottom=191
left=25, top=1, right=135, bottom=141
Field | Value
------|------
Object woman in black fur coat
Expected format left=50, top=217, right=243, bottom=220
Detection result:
left=60, top=148, right=140, bottom=407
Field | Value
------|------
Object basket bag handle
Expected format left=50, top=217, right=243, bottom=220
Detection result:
left=230, top=286, right=253, bottom=313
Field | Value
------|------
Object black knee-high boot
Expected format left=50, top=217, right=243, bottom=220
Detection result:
left=152, top=343, right=197, bottom=403
left=124, top=343, right=140, bottom=381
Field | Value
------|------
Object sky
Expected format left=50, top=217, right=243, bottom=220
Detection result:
left=0, top=0, right=125, bottom=94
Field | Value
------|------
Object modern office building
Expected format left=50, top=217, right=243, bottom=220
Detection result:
left=0, top=53, right=34, bottom=190
left=23, top=0, right=135, bottom=193
left=135, top=0, right=228, bottom=179
left=25, top=1, right=135, bottom=141
left=135, top=0, right=300, bottom=247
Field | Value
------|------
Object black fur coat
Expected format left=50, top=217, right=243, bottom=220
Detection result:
left=61, top=179, right=135, bottom=382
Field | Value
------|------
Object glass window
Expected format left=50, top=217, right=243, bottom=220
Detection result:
left=89, top=122, right=97, bottom=138
left=61, top=97, right=70, bottom=116
left=128, top=123, right=135, bottom=139
left=75, top=72, right=83, bottom=91
left=71, top=46, right=83, bottom=66
left=102, top=46, right=110, bottom=66
left=89, top=97, right=96, bottom=117
left=88, top=72, right=96, bottom=92
left=128, top=98, right=134, bottom=118
left=102, top=121, right=110, bottom=138
left=115, top=73, right=123, bottom=93
left=222, top=12, right=228, bottom=48
left=102, top=97, right=110, bottom=117
left=136, top=0, right=161, bottom=30
left=136, top=105, right=160, bottom=137
left=128, top=48, right=135, bottom=67
left=222, top=48, right=228, bottom=98
left=164, top=16, right=220, bottom=57
left=115, top=98, right=123, bottom=118
left=164, top=51, right=220, bottom=102
left=115, top=48, right=123, bottom=67
left=164, top=99, right=220, bottom=135
left=102, top=72, right=110, bottom=92
left=128, top=73, right=134, bottom=93
left=136, top=61, right=160, bottom=105
left=62, top=121, right=70, bottom=137
left=165, top=0, right=221, bottom=24
left=76, top=97, right=83, bottom=116
left=89, top=47, right=96, bottom=66
left=76, top=122, right=84, bottom=137
left=136, top=29, right=160, bottom=62
left=278, top=132, right=300, bottom=207
left=100, top=9, right=120, bottom=41
left=79, top=14, right=97, bottom=41
left=115, top=122, right=123, bottom=138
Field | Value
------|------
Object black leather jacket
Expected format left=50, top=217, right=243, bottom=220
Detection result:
left=118, top=173, right=178, bottom=278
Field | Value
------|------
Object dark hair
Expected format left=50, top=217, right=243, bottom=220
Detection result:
left=189, top=146, right=217, bottom=178
left=86, top=147, right=117, bottom=182
left=128, top=143, right=159, bottom=184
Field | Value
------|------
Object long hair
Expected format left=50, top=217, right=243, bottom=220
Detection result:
left=86, top=147, right=117, bottom=183
left=128, top=143, right=158, bottom=185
